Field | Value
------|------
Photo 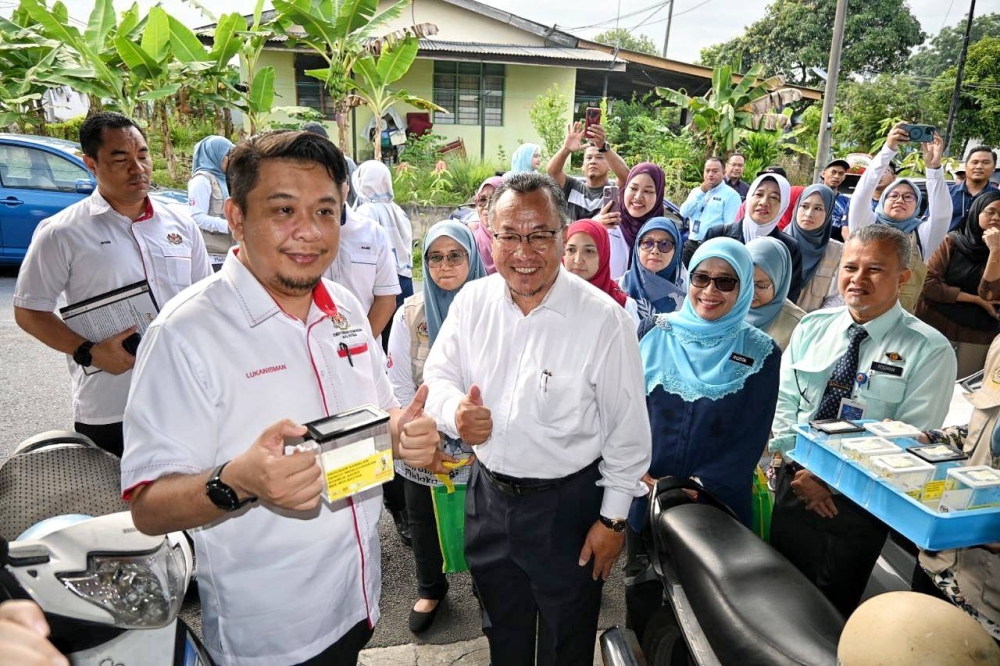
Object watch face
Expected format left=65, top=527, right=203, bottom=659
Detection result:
left=207, top=481, right=238, bottom=511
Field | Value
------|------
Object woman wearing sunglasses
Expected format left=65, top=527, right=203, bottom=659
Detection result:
left=386, top=220, right=487, bottom=634
left=747, top=237, right=806, bottom=351
left=619, top=217, right=686, bottom=319
left=627, top=237, right=781, bottom=537
left=682, top=174, right=804, bottom=303
left=915, top=191, right=1000, bottom=378
left=563, top=219, right=641, bottom=327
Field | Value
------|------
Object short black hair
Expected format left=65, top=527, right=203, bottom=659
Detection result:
left=967, top=146, right=997, bottom=165
left=226, top=131, right=348, bottom=212
left=727, top=153, right=745, bottom=163
left=705, top=156, right=725, bottom=170
left=760, top=165, right=787, bottom=178
left=79, top=112, right=144, bottom=159
left=487, top=172, right=568, bottom=228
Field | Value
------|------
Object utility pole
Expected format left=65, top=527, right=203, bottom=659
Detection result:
left=945, top=0, right=977, bottom=157
left=812, top=0, right=849, bottom=182
left=661, top=0, right=675, bottom=59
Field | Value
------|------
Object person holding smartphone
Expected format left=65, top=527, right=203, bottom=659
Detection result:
left=546, top=118, right=631, bottom=223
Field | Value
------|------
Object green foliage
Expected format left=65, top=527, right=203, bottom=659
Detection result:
left=44, top=116, right=86, bottom=141
left=739, top=132, right=781, bottom=182
left=528, top=84, right=568, bottom=158
left=388, top=132, right=502, bottom=206
left=837, top=75, right=944, bottom=153
left=266, top=106, right=326, bottom=131
left=931, top=37, right=1000, bottom=150
left=699, top=0, right=924, bottom=86
left=909, top=13, right=1000, bottom=81
left=593, top=29, right=657, bottom=55
left=797, top=104, right=849, bottom=158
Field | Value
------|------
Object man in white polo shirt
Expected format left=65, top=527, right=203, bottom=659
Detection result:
left=13, top=112, right=211, bottom=456
left=120, top=131, right=442, bottom=666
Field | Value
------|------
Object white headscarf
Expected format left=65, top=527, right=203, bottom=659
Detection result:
left=741, top=174, right=792, bottom=243
left=352, top=160, right=413, bottom=278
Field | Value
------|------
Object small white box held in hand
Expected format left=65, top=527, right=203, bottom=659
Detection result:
left=939, top=466, right=1000, bottom=513
left=869, top=453, right=935, bottom=499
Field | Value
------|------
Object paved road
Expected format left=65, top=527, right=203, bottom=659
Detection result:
left=0, top=268, right=628, bottom=655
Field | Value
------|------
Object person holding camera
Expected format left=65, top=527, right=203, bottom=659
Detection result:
left=847, top=122, right=954, bottom=312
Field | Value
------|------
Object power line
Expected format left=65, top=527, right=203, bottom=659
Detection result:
left=565, top=1, right=672, bottom=31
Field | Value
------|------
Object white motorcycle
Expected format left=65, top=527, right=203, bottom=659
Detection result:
left=0, top=431, right=211, bottom=665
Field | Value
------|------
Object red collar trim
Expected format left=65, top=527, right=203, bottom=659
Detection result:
left=312, top=280, right=339, bottom=317
left=133, top=198, right=154, bottom=222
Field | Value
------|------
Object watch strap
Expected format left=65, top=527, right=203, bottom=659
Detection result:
left=599, top=515, right=627, bottom=532
left=597, top=143, right=610, bottom=153
left=207, top=462, right=256, bottom=511
left=72, top=340, right=95, bottom=367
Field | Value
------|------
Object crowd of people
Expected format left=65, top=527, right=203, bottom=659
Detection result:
left=5, top=110, right=1000, bottom=665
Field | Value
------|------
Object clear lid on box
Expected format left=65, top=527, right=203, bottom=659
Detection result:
left=304, top=405, right=390, bottom=443
left=863, top=421, right=924, bottom=439
left=908, top=444, right=968, bottom=464
left=842, top=437, right=901, bottom=455
left=947, top=465, right=1000, bottom=487
left=870, top=453, right=935, bottom=473
left=809, top=419, right=866, bottom=435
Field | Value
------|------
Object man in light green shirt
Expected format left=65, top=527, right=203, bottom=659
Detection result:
left=769, top=224, right=957, bottom=617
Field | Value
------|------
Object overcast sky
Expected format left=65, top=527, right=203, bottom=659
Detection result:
left=13, top=0, right=966, bottom=63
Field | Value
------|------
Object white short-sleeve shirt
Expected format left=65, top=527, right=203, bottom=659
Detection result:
left=324, top=206, right=401, bottom=313
left=13, top=191, right=212, bottom=424
left=121, top=251, right=398, bottom=666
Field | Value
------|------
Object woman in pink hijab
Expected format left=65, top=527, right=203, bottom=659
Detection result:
left=467, top=176, right=503, bottom=274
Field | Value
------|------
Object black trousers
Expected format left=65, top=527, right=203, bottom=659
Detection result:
left=382, top=475, right=407, bottom=515
left=769, top=464, right=888, bottom=618
left=465, top=461, right=604, bottom=666
left=75, top=421, right=124, bottom=458
left=294, top=620, right=373, bottom=666
left=402, top=477, right=449, bottom=600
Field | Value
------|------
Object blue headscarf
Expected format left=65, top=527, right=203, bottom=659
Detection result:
left=622, top=217, right=684, bottom=314
left=788, top=184, right=835, bottom=284
left=423, top=220, right=487, bottom=344
left=510, top=143, right=540, bottom=173
left=746, top=237, right=793, bottom=331
left=875, top=179, right=923, bottom=234
left=640, top=237, right=776, bottom=402
left=191, top=136, right=233, bottom=200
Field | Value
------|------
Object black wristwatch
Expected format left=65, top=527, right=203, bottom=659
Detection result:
left=597, top=143, right=610, bottom=153
left=206, top=462, right=257, bottom=512
left=72, top=341, right=95, bottom=367
left=599, top=516, right=627, bottom=533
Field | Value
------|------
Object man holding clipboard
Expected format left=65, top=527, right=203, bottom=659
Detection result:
left=13, top=112, right=211, bottom=456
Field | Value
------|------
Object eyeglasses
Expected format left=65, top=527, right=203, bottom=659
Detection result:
left=981, top=210, right=1000, bottom=221
left=885, top=193, right=916, bottom=203
left=638, top=238, right=675, bottom=253
left=426, top=250, right=468, bottom=267
left=493, top=229, right=561, bottom=250
left=690, top=272, right=740, bottom=292
left=753, top=281, right=774, bottom=291
left=475, top=197, right=490, bottom=209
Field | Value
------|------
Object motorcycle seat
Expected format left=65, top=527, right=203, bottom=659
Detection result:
left=658, top=503, right=843, bottom=666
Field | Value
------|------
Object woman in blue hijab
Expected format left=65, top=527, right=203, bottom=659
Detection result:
left=620, top=217, right=685, bottom=318
left=628, top=237, right=781, bottom=534
left=188, top=135, right=234, bottom=268
left=788, top=184, right=844, bottom=312
left=385, top=219, right=486, bottom=635
left=509, top=143, right=541, bottom=174
left=746, top=237, right=806, bottom=351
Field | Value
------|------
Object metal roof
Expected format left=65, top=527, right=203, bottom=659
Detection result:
left=415, top=40, right=623, bottom=67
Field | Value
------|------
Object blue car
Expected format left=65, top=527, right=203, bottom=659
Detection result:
left=0, top=133, right=188, bottom=265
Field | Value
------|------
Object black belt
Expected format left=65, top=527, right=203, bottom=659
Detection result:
left=478, top=458, right=601, bottom=496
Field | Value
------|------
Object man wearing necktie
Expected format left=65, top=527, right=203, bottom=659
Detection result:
left=768, top=224, right=957, bottom=617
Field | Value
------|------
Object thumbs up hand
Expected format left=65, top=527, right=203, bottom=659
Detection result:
left=226, top=419, right=324, bottom=511
left=456, top=384, right=492, bottom=445
left=398, top=384, right=442, bottom=469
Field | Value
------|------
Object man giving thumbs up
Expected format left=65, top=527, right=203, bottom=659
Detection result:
left=121, top=131, right=440, bottom=666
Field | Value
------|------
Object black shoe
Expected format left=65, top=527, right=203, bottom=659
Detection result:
left=408, top=599, right=442, bottom=634
left=391, top=509, right=412, bottom=548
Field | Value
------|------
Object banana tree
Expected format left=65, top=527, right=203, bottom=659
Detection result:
left=348, top=36, right=446, bottom=160
left=657, top=61, right=803, bottom=157
left=0, top=15, right=70, bottom=131
left=271, top=0, right=436, bottom=151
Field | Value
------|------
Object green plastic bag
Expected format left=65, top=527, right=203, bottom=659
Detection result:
left=751, top=465, right=773, bottom=542
left=431, top=483, right=468, bottom=573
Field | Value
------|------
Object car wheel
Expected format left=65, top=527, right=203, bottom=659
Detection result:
left=641, top=607, right=691, bottom=666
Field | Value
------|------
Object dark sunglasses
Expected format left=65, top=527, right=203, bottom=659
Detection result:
left=638, top=238, right=675, bottom=253
left=690, top=272, right=740, bottom=292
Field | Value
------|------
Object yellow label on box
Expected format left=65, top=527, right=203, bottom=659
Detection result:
left=922, top=480, right=946, bottom=501
left=324, top=449, right=394, bottom=502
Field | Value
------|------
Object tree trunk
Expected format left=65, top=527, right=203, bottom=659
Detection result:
left=336, top=108, right=350, bottom=154
left=223, top=108, right=234, bottom=140
left=33, top=103, right=47, bottom=136
left=157, top=101, right=178, bottom=182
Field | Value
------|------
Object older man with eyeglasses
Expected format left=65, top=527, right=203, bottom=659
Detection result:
left=422, top=172, right=651, bottom=666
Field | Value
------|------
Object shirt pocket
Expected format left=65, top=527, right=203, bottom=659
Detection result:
left=860, top=374, right=906, bottom=406
left=162, top=251, right=192, bottom=288
left=534, top=374, right=583, bottom=432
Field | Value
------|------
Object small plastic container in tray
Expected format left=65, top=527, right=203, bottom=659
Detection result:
left=788, top=424, right=1000, bottom=550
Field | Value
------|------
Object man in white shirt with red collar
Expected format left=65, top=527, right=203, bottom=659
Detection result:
left=120, top=131, right=442, bottom=666
left=422, top=172, right=651, bottom=665
left=13, top=112, right=211, bottom=456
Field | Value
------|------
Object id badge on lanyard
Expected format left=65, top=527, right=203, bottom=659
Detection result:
left=837, top=371, right=869, bottom=420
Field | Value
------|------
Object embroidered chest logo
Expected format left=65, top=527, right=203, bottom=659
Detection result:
left=331, top=312, right=350, bottom=330
left=166, top=233, right=183, bottom=245
left=416, top=321, right=429, bottom=340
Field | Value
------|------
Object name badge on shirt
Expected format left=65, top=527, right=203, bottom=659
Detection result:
left=838, top=398, right=866, bottom=420
left=870, top=361, right=903, bottom=377
left=729, top=352, right=754, bottom=367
